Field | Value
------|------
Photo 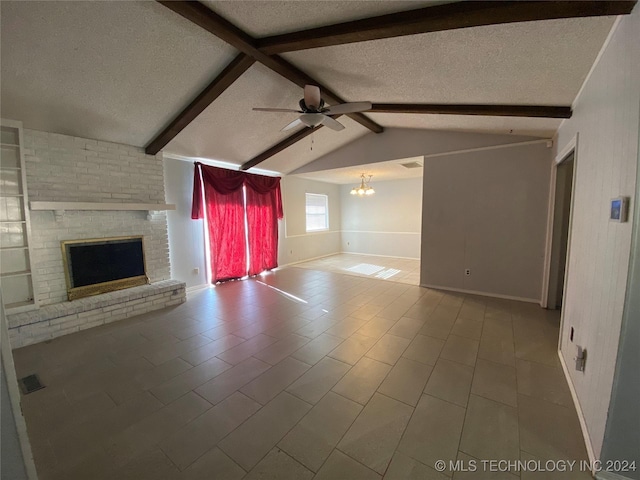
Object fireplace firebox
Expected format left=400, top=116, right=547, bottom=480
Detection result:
left=61, top=236, right=148, bottom=300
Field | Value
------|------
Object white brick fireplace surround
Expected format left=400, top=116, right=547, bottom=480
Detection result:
left=5, top=129, right=186, bottom=348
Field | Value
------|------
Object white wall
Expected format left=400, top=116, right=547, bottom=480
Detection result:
left=554, top=10, right=639, bottom=461
left=421, top=142, right=552, bottom=301
left=278, top=175, right=341, bottom=266
left=293, top=128, right=538, bottom=174
left=23, top=130, right=171, bottom=306
left=340, top=177, right=422, bottom=258
left=163, top=158, right=208, bottom=289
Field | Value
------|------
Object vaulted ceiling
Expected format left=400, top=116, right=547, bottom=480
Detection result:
left=1, top=1, right=632, bottom=176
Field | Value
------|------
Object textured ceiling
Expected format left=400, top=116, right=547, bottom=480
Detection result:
left=283, top=17, right=615, bottom=106
left=0, top=1, right=618, bottom=176
left=203, top=1, right=443, bottom=37
left=296, top=156, right=424, bottom=184
left=0, top=1, right=236, bottom=147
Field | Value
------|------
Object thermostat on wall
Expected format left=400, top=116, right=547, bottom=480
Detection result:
left=610, top=197, right=629, bottom=222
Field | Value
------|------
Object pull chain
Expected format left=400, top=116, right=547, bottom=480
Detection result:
left=310, top=131, right=314, bottom=151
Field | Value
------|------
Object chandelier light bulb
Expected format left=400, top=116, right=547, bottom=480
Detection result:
left=350, top=173, right=375, bottom=197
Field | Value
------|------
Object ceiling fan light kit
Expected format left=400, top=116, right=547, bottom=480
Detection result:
left=254, top=84, right=372, bottom=132
left=350, top=174, right=375, bottom=196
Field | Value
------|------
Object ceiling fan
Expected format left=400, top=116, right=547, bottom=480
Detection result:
left=253, top=85, right=372, bottom=132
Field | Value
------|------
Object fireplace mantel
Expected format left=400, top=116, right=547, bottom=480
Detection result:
left=29, top=201, right=176, bottom=221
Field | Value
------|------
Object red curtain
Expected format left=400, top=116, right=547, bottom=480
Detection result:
left=192, top=163, right=283, bottom=283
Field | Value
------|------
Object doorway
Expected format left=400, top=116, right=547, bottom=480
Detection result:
left=547, top=151, right=575, bottom=309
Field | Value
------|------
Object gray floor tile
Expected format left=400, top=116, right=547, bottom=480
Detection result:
left=332, top=357, right=391, bottom=405
left=218, top=392, right=312, bottom=471
left=460, top=394, right=520, bottom=461
left=291, top=333, right=344, bottom=365
left=195, top=356, right=271, bottom=405
left=180, top=447, right=245, bottom=480
left=243, top=448, right=313, bottom=480
left=365, top=334, right=410, bottom=365
left=518, top=394, right=588, bottom=461
left=327, top=333, right=376, bottom=365
left=387, top=316, right=425, bottom=340
left=424, top=358, right=474, bottom=407
left=356, top=317, right=397, bottom=340
left=278, top=391, right=362, bottom=472
left=478, top=335, right=516, bottom=367
left=472, top=358, right=518, bottom=407
left=180, top=334, right=246, bottom=366
left=453, top=452, right=519, bottom=479
left=149, top=356, right=232, bottom=405
left=313, top=450, right=381, bottom=480
left=377, top=357, right=433, bottom=407
left=159, top=391, right=261, bottom=470
left=253, top=334, right=311, bottom=365
left=240, top=356, right=311, bottom=405
left=325, top=317, right=369, bottom=339
left=338, top=393, right=414, bottom=474
left=286, top=357, right=351, bottom=404
left=440, top=335, right=480, bottom=367
left=215, top=334, right=279, bottom=365
left=403, top=334, right=445, bottom=365
left=451, top=316, right=484, bottom=340
left=397, top=394, right=465, bottom=470
left=385, top=452, right=448, bottom=479
left=516, top=359, right=572, bottom=407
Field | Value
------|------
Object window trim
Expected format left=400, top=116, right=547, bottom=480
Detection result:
left=305, top=193, right=329, bottom=232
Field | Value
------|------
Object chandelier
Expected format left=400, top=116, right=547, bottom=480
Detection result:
left=350, top=174, right=375, bottom=196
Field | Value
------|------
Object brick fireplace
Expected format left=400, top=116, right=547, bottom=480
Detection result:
left=5, top=129, right=186, bottom=348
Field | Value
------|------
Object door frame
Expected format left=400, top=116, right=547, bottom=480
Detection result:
left=541, top=133, right=579, bottom=315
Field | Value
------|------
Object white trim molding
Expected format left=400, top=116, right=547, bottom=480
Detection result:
left=558, top=350, right=597, bottom=469
left=420, top=284, right=539, bottom=304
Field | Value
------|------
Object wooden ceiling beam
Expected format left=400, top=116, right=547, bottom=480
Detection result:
left=157, top=1, right=383, bottom=134
left=240, top=124, right=330, bottom=171
left=256, top=1, right=637, bottom=54
left=145, top=53, right=254, bottom=155
left=370, top=104, right=573, bottom=118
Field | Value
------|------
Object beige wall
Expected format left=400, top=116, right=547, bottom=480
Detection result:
left=340, top=177, right=423, bottom=258
left=554, top=10, right=639, bottom=460
left=278, top=176, right=342, bottom=266
left=421, top=142, right=552, bottom=301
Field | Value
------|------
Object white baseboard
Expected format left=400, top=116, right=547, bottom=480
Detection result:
left=186, top=284, right=210, bottom=294
left=558, top=350, right=597, bottom=470
left=278, top=252, right=341, bottom=268
left=339, top=251, right=420, bottom=261
left=420, top=284, right=539, bottom=304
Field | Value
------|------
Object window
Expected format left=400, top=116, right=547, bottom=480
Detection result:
left=305, top=193, right=329, bottom=232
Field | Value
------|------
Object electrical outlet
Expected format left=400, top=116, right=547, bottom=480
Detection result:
left=193, top=268, right=199, bottom=275
left=464, top=269, right=471, bottom=276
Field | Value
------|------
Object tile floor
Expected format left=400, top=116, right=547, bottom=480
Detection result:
left=295, top=253, right=420, bottom=286
left=12, top=267, right=590, bottom=480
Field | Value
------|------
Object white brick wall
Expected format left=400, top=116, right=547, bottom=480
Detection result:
left=22, top=129, right=171, bottom=306
left=8, top=280, right=186, bottom=348
left=7, top=129, right=182, bottom=348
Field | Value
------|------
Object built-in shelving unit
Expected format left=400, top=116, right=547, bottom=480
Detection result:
left=1, top=119, right=38, bottom=312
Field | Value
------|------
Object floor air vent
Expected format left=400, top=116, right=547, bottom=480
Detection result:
left=19, top=374, right=45, bottom=395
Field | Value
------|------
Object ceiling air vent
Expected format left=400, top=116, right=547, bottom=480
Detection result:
left=400, top=161, right=423, bottom=169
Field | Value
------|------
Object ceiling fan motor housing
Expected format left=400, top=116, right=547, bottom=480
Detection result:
left=299, top=97, right=325, bottom=113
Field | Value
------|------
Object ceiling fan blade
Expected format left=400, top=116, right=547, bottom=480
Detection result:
left=253, top=107, right=301, bottom=112
left=324, top=101, right=372, bottom=115
left=304, top=85, right=322, bottom=109
left=320, top=115, right=345, bottom=131
left=281, top=118, right=304, bottom=131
